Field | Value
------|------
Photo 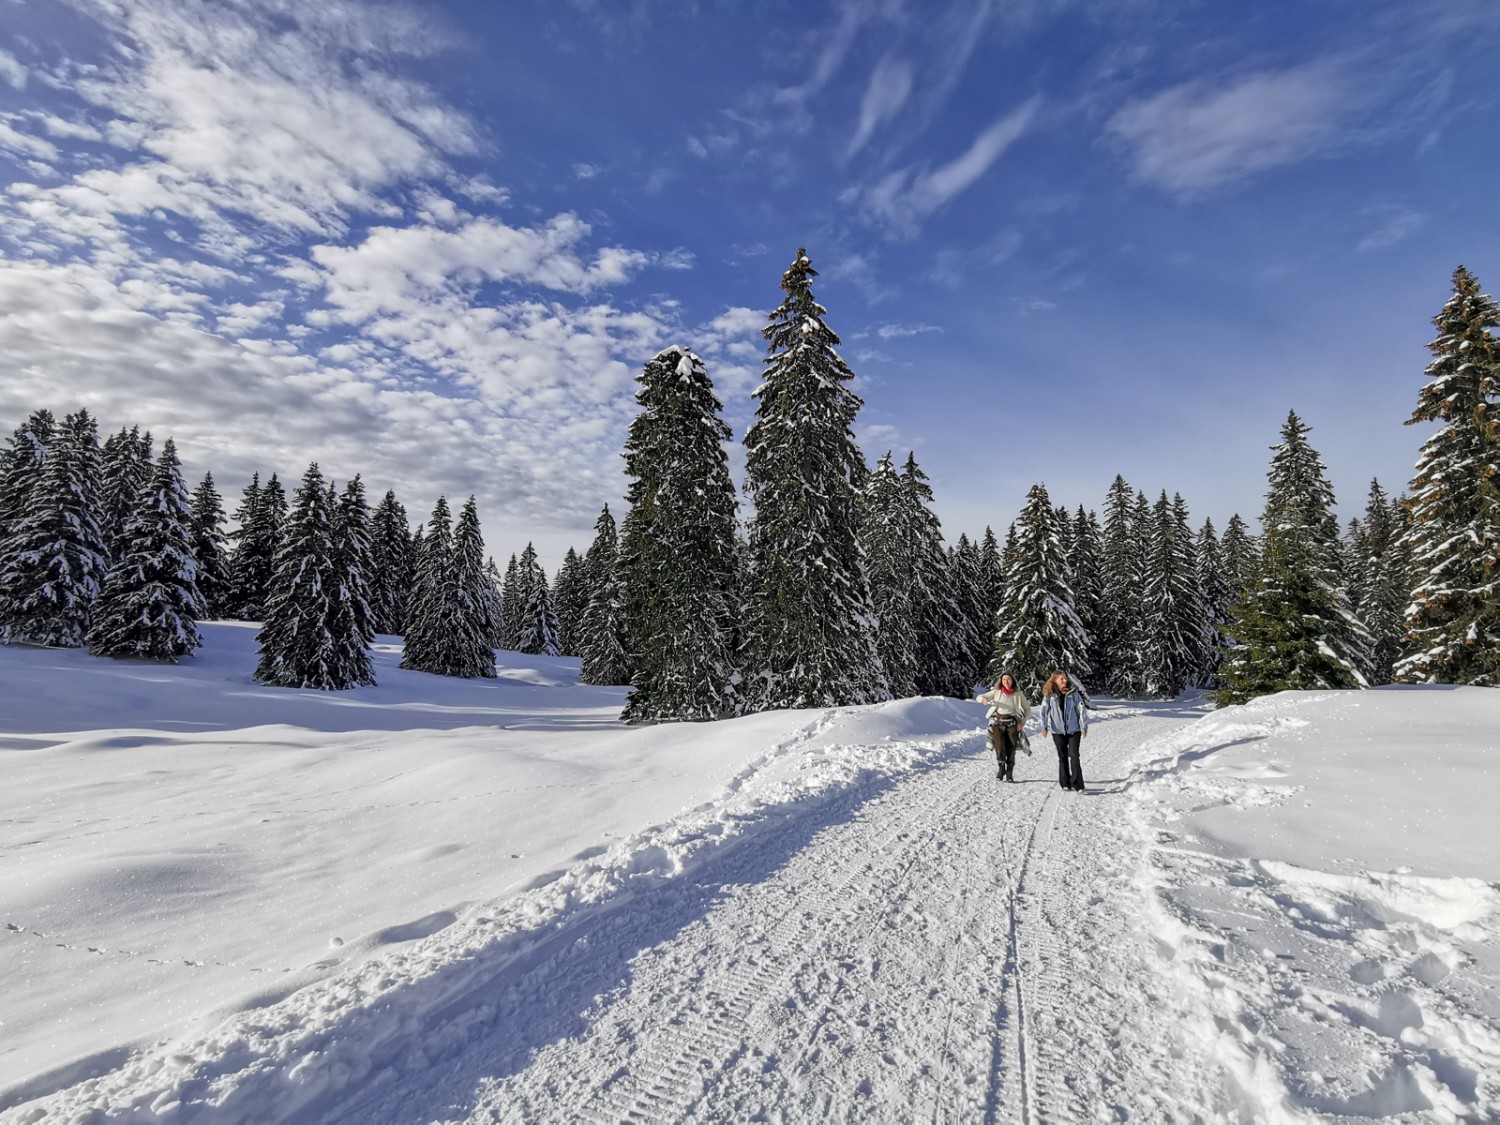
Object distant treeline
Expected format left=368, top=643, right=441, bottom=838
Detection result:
left=1, top=256, right=1495, bottom=716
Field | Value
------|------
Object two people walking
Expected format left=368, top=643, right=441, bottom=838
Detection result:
left=976, top=670, right=1089, bottom=790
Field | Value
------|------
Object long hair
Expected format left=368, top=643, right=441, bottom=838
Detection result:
left=1042, top=671, right=1071, bottom=697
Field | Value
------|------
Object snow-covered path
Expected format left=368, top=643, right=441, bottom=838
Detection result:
left=338, top=702, right=1219, bottom=1124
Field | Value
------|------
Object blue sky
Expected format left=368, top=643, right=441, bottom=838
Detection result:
left=1, top=0, right=1497, bottom=566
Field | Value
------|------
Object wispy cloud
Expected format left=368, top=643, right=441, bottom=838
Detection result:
left=1106, top=62, right=1355, bottom=198
left=848, top=55, right=914, bottom=158
left=853, top=97, right=1041, bottom=234
left=1355, top=206, right=1427, bottom=252
left=874, top=322, right=942, bottom=339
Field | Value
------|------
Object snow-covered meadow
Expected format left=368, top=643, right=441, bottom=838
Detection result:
left=1, top=626, right=1496, bottom=1122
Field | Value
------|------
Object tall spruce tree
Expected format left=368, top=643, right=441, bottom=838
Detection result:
left=1347, top=480, right=1408, bottom=685
left=1071, top=506, right=1104, bottom=667
left=516, top=541, right=562, bottom=658
left=90, top=438, right=205, bottom=661
left=1197, top=518, right=1233, bottom=687
left=902, top=453, right=971, bottom=698
left=1095, top=474, right=1141, bottom=696
left=482, top=556, right=506, bottom=648
left=989, top=482, right=1091, bottom=695
left=1397, top=266, right=1500, bottom=685
left=401, top=497, right=495, bottom=678
left=552, top=547, right=587, bottom=657
left=741, top=248, right=888, bottom=709
left=951, top=533, right=989, bottom=688
left=328, top=476, right=377, bottom=687
left=859, top=452, right=919, bottom=697
left=978, top=525, right=1005, bottom=636
left=0, top=409, right=55, bottom=541
left=617, top=347, right=740, bottom=721
left=579, top=504, right=632, bottom=685
left=499, top=553, right=523, bottom=651
left=1216, top=412, right=1370, bottom=705
left=255, top=464, right=365, bottom=689
left=188, top=473, right=231, bottom=617
left=1220, top=514, right=1258, bottom=603
left=368, top=489, right=413, bottom=635
left=99, top=426, right=153, bottom=563
left=0, top=410, right=108, bottom=648
left=1140, top=492, right=1208, bottom=698
left=229, top=472, right=286, bottom=620
left=450, top=498, right=498, bottom=676
left=401, top=498, right=453, bottom=674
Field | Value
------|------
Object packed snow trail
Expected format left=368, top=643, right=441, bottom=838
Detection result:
left=339, top=702, right=1228, bottom=1124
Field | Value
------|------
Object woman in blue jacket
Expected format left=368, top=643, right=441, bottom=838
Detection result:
left=1041, top=670, right=1088, bottom=791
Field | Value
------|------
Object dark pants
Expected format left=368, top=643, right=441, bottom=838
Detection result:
left=989, top=723, right=1019, bottom=778
left=1053, top=732, right=1083, bottom=789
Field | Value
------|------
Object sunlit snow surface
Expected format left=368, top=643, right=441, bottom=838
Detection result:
left=1, top=627, right=1496, bottom=1122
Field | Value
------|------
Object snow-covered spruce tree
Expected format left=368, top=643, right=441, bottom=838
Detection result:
left=0, top=409, right=55, bottom=541
left=223, top=472, right=259, bottom=617
left=89, top=438, right=205, bottom=662
left=327, top=476, right=377, bottom=687
left=255, top=464, right=354, bottom=689
left=1196, top=518, right=1233, bottom=687
left=1139, top=492, right=1209, bottom=698
left=859, top=452, right=919, bottom=697
left=401, top=497, right=496, bottom=678
left=1344, top=480, right=1407, bottom=685
left=401, top=498, right=453, bottom=673
left=617, top=346, right=740, bottom=722
left=977, top=525, right=1004, bottom=635
left=902, top=453, right=971, bottom=698
left=578, top=504, right=632, bottom=685
left=1397, top=266, right=1500, bottom=686
left=368, top=489, right=413, bottom=636
left=447, top=497, right=498, bottom=676
left=1215, top=412, right=1370, bottom=705
left=0, top=409, right=108, bottom=648
left=482, top=556, right=506, bottom=648
left=188, top=473, right=231, bottom=618
left=741, top=248, right=888, bottom=709
left=951, top=533, right=989, bottom=688
left=99, top=425, right=152, bottom=563
left=1094, top=474, right=1140, bottom=696
left=552, top=547, right=587, bottom=656
left=1220, top=513, right=1258, bottom=603
left=1071, top=506, right=1104, bottom=663
left=989, top=482, right=1091, bottom=696
left=228, top=472, right=286, bottom=620
left=516, top=541, right=561, bottom=658
left=499, top=553, right=523, bottom=651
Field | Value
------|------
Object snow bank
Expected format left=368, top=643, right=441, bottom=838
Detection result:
left=0, top=625, right=983, bottom=1121
left=1124, top=687, right=1500, bottom=1121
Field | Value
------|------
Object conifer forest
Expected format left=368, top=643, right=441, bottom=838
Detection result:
left=2, top=254, right=1496, bottom=716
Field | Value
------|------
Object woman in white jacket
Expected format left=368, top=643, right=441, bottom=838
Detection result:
left=975, top=673, right=1032, bottom=781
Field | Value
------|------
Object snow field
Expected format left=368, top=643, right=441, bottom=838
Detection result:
left=1127, top=687, right=1500, bottom=1121
left=4, top=630, right=1496, bottom=1123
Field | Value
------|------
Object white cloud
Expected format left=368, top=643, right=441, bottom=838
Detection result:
left=875, top=322, right=942, bottom=339
left=1106, top=63, right=1354, bottom=198
left=572, top=162, right=600, bottom=179
left=856, top=97, right=1041, bottom=233
left=848, top=56, right=914, bottom=157
left=0, top=48, right=26, bottom=90
left=0, top=1, right=699, bottom=553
